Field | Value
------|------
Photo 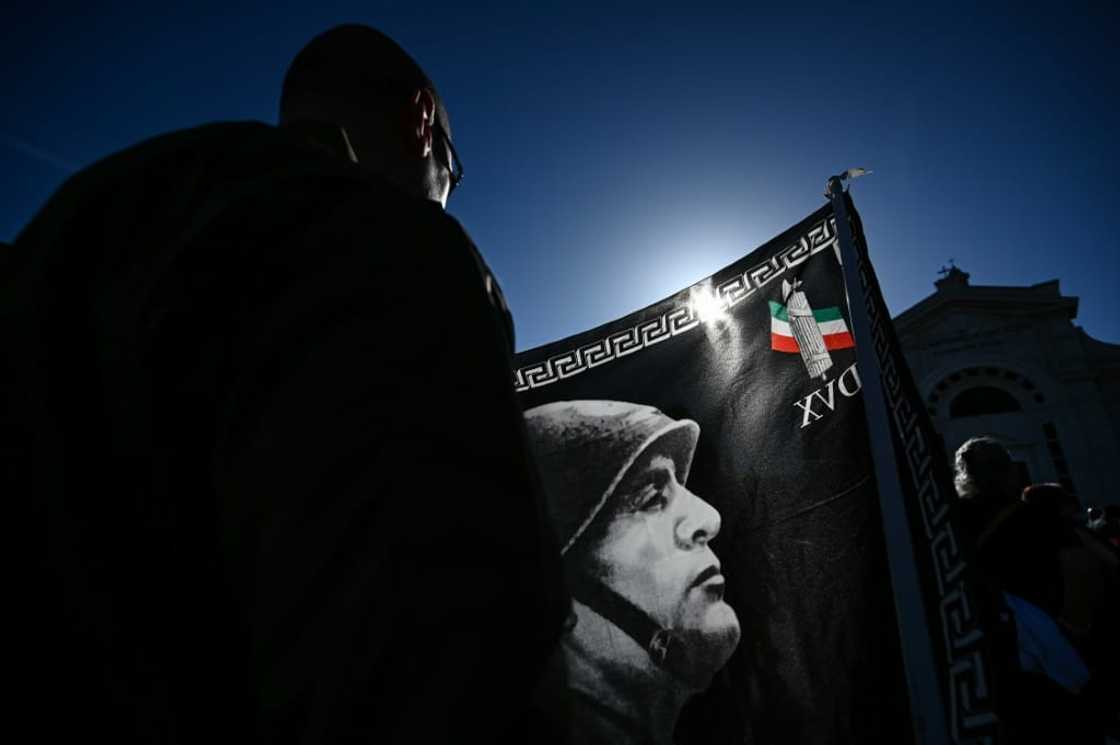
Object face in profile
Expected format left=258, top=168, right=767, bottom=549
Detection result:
left=582, top=450, right=741, bottom=688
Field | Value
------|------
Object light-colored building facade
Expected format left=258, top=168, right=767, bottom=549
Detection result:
left=894, top=267, right=1120, bottom=508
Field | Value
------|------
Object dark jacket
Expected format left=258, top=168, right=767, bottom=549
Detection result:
left=964, top=498, right=1117, bottom=742
left=6, top=121, right=568, bottom=743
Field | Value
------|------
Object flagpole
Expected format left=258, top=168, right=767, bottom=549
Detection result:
left=827, top=174, right=950, bottom=745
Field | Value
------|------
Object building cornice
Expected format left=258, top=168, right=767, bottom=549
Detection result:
left=894, top=279, right=1079, bottom=336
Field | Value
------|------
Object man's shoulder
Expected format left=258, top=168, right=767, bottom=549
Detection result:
left=17, top=120, right=436, bottom=250
left=101, top=121, right=474, bottom=261
left=59, top=121, right=288, bottom=187
left=93, top=120, right=321, bottom=166
left=16, top=122, right=329, bottom=238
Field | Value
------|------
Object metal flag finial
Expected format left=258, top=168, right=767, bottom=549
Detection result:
left=825, top=168, right=873, bottom=198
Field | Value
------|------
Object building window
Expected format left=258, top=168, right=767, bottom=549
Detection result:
left=927, top=367, right=1042, bottom=409
left=949, top=386, right=1022, bottom=418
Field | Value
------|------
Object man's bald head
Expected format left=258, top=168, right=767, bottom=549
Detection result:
left=279, top=24, right=455, bottom=206
left=279, top=25, right=449, bottom=134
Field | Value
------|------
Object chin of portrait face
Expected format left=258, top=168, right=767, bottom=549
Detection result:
left=674, top=601, right=741, bottom=690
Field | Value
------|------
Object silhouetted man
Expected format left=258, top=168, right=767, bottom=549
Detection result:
left=7, top=24, right=567, bottom=744
left=525, top=400, right=741, bottom=745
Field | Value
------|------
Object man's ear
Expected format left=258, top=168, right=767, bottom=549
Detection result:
left=403, top=87, right=436, bottom=159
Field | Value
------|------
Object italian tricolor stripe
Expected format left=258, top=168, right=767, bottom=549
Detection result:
left=768, top=301, right=855, bottom=353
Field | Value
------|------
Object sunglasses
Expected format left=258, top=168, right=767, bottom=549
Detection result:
left=432, top=117, right=463, bottom=195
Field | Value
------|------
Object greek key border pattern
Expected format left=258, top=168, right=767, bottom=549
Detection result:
left=856, top=247, right=998, bottom=744
left=514, top=217, right=837, bottom=391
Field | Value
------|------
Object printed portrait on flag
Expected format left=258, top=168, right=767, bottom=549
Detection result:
left=524, top=400, right=741, bottom=744
left=516, top=205, right=913, bottom=744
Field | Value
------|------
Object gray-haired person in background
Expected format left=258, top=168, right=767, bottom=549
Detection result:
left=525, top=400, right=741, bottom=745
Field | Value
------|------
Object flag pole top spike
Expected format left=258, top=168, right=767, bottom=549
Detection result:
left=825, top=168, right=873, bottom=198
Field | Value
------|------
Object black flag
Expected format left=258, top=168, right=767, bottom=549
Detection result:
left=515, top=196, right=999, bottom=743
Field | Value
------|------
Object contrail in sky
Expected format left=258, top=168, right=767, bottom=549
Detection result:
left=0, top=131, right=78, bottom=173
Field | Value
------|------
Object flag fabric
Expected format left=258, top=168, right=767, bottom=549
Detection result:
left=513, top=198, right=999, bottom=744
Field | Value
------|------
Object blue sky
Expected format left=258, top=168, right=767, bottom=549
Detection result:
left=4, top=1, right=1117, bottom=350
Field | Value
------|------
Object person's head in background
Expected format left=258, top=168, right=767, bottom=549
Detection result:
left=953, top=436, right=1020, bottom=533
left=953, top=437, right=1018, bottom=502
left=279, top=24, right=462, bottom=208
left=1021, top=482, right=1081, bottom=526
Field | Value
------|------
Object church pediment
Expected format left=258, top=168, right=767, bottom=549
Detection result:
left=898, top=304, right=1055, bottom=350
left=894, top=277, right=1078, bottom=350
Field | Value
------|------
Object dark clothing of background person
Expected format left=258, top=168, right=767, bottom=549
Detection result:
left=962, top=496, right=1116, bottom=742
left=962, top=495, right=1070, bottom=618
left=5, top=121, right=569, bottom=743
